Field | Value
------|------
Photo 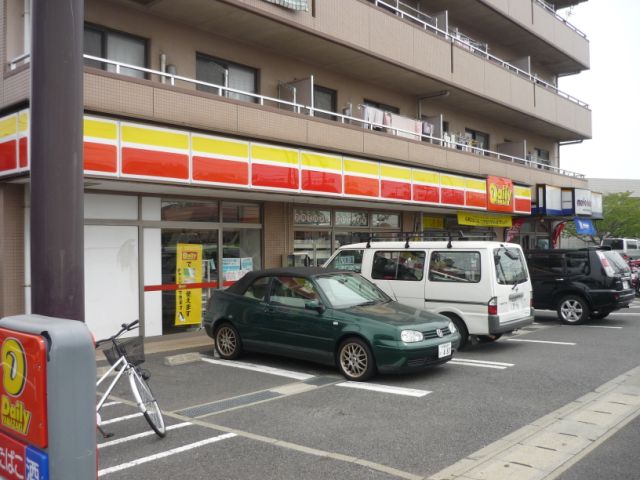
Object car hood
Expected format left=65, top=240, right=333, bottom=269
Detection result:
left=343, top=301, right=449, bottom=329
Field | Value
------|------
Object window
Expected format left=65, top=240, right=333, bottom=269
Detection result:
left=335, top=211, right=368, bottom=227
left=271, top=277, right=320, bottom=308
left=313, top=85, right=337, bottom=120
left=161, top=200, right=219, bottom=222
left=534, top=148, right=550, bottom=168
left=243, top=277, right=270, bottom=302
left=363, top=99, right=399, bottom=114
left=84, top=24, right=147, bottom=79
left=372, top=251, right=425, bottom=281
left=494, top=247, right=528, bottom=285
left=526, top=254, right=564, bottom=275
left=222, top=202, right=261, bottom=223
left=372, top=213, right=400, bottom=228
left=428, top=251, right=481, bottom=283
left=196, top=53, right=258, bottom=103
left=326, top=250, right=364, bottom=273
left=465, top=128, right=490, bottom=152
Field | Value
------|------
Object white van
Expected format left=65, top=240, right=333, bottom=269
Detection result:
left=601, top=238, right=640, bottom=260
left=324, top=240, right=533, bottom=347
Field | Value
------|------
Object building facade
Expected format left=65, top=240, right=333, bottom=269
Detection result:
left=0, top=0, right=596, bottom=338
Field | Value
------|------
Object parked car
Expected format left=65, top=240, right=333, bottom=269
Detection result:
left=203, top=268, right=461, bottom=381
left=524, top=247, right=635, bottom=324
left=324, top=240, right=533, bottom=348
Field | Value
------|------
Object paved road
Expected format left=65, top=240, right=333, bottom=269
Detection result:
left=96, top=300, right=640, bottom=479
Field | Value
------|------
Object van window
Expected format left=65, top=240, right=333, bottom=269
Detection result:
left=526, top=254, right=564, bottom=275
left=494, top=247, right=529, bottom=285
left=428, top=251, right=480, bottom=283
left=372, top=251, right=425, bottom=281
left=629, top=241, right=638, bottom=250
left=325, top=250, right=363, bottom=273
left=602, top=239, right=624, bottom=250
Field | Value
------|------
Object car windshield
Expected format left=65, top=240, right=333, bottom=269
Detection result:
left=603, top=250, right=630, bottom=273
left=494, top=247, right=528, bottom=285
left=315, top=274, right=390, bottom=309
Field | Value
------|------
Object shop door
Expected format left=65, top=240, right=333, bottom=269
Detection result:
left=293, top=231, right=331, bottom=266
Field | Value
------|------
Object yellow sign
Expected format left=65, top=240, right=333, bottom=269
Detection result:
left=175, top=243, right=203, bottom=326
left=457, top=212, right=512, bottom=228
left=422, top=216, right=445, bottom=230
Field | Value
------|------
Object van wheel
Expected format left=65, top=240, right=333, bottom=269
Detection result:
left=557, top=296, right=590, bottom=325
left=477, top=334, right=502, bottom=343
left=442, top=313, right=469, bottom=349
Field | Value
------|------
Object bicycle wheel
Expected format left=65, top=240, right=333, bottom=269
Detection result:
left=129, top=367, right=166, bottom=438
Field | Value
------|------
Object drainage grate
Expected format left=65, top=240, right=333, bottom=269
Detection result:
left=303, top=376, right=340, bottom=386
left=177, top=390, right=282, bottom=418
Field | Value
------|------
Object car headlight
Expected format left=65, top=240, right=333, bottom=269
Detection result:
left=401, top=330, right=424, bottom=343
left=448, top=321, right=457, bottom=334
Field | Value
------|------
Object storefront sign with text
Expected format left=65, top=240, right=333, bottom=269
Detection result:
left=457, top=212, right=512, bottom=228
left=175, top=244, right=203, bottom=326
left=487, top=176, right=514, bottom=212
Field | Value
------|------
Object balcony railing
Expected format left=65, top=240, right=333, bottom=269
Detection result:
left=533, top=0, right=587, bottom=39
left=6, top=52, right=586, bottom=180
left=368, top=0, right=589, bottom=109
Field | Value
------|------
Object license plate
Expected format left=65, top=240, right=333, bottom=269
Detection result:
left=623, top=280, right=630, bottom=289
left=438, top=342, right=452, bottom=358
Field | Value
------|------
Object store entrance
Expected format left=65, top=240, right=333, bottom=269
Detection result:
left=293, top=231, right=331, bottom=266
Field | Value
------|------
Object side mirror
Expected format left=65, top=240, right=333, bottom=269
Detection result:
left=305, top=300, right=326, bottom=314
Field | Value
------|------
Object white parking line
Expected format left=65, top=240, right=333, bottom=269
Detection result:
left=201, top=357, right=314, bottom=381
left=98, top=432, right=237, bottom=476
left=508, top=339, right=576, bottom=346
left=98, top=423, right=192, bottom=449
left=449, top=358, right=514, bottom=370
left=100, top=413, right=143, bottom=425
left=580, top=325, right=623, bottom=329
left=336, top=382, right=431, bottom=397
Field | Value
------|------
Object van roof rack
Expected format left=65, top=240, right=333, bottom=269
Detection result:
left=364, top=230, right=496, bottom=249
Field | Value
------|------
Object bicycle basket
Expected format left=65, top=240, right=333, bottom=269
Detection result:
left=103, top=337, right=145, bottom=367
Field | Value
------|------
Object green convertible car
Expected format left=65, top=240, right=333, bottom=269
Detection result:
left=204, top=267, right=461, bottom=381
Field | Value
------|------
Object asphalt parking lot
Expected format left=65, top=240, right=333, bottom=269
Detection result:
left=96, top=301, right=640, bottom=480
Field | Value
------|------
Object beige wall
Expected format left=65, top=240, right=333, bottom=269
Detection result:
left=0, top=184, right=25, bottom=316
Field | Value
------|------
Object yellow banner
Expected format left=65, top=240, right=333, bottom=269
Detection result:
left=422, top=216, right=445, bottom=229
left=457, top=212, right=512, bottom=228
left=175, top=243, right=203, bottom=326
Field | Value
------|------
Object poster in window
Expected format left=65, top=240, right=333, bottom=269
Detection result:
left=175, top=243, right=203, bottom=326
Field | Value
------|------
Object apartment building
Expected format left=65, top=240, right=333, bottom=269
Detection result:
left=0, top=0, right=599, bottom=338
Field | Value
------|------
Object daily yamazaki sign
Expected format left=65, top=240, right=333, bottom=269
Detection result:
left=0, top=330, right=48, bottom=449
left=487, top=176, right=514, bottom=212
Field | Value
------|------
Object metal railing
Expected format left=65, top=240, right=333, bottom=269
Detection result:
left=533, top=0, right=587, bottom=39
left=82, top=55, right=585, bottom=179
left=8, top=52, right=30, bottom=70
left=369, top=0, right=589, bottom=109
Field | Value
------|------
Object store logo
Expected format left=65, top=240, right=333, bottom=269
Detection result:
left=1, top=338, right=32, bottom=436
left=489, top=183, right=513, bottom=206
left=182, top=251, right=198, bottom=261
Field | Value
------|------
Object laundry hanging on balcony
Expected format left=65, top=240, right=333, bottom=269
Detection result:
left=263, top=0, right=309, bottom=11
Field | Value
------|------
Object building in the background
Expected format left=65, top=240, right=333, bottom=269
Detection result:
left=588, top=179, right=640, bottom=198
left=0, top=0, right=596, bottom=337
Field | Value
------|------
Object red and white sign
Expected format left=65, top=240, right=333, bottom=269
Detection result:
left=487, top=176, right=514, bottom=212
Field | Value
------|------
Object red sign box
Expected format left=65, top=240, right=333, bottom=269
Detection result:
left=0, top=329, right=48, bottom=449
left=487, top=176, right=514, bottom=212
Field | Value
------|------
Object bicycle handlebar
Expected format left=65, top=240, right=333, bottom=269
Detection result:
left=95, top=319, right=140, bottom=348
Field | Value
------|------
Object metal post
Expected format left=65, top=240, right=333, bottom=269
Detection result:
left=30, top=0, right=85, bottom=321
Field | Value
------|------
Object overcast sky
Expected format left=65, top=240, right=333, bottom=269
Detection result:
left=558, top=0, right=640, bottom=179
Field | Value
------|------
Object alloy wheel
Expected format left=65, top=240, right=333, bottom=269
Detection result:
left=216, top=326, right=237, bottom=357
left=340, top=342, right=369, bottom=378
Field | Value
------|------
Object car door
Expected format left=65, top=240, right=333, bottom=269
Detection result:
left=266, top=276, right=337, bottom=364
left=370, top=250, right=426, bottom=307
left=526, top=253, right=565, bottom=309
left=232, top=275, right=274, bottom=351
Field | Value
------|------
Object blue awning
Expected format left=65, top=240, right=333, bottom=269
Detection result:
left=574, top=218, right=596, bottom=235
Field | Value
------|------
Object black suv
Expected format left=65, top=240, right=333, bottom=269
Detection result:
left=524, top=247, right=635, bottom=324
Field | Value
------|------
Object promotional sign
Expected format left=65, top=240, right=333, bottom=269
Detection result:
left=0, top=330, right=48, bottom=449
left=574, top=189, right=593, bottom=216
left=457, top=212, right=512, bottom=228
left=591, top=192, right=603, bottom=219
left=0, top=430, right=49, bottom=480
left=175, top=243, right=203, bottom=326
left=575, top=218, right=596, bottom=235
left=486, top=176, right=513, bottom=212
left=422, top=215, right=445, bottom=230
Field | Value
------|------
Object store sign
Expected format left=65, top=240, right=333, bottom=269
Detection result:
left=457, top=212, right=512, bottom=228
left=175, top=243, right=203, bottom=326
left=422, top=216, right=444, bottom=230
left=575, top=218, right=596, bottom=235
left=293, top=209, right=331, bottom=226
left=0, top=431, right=48, bottom=480
left=0, top=331, right=47, bottom=449
left=591, top=192, right=603, bottom=219
left=534, top=185, right=562, bottom=216
left=574, top=189, right=592, bottom=216
left=486, top=176, right=513, bottom=212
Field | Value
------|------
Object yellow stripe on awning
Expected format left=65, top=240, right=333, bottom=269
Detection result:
left=193, top=136, right=249, bottom=159
left=412, top=170, right=439, bottom=185
left=84, top=118, right=118, bottom=141
left=466, top=178, right=486, bottom=191
left=18, top=111, right=28, bottom=133
left=344, top=159, right=379, bottom=176
left=0, top=115, right=17, bottom=137
left=515, top=186, right=531, bottom=198
left=440, top=174, right=467, bottom=189
left=121, top=124, right=189, bottom=150
left=251, top=145, right=299, bottom=165
left=301, top=152, right=341, bottom=171
left=380, top=165, right=411, bottom=181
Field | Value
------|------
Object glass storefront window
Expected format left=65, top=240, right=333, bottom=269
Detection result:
left=334, top=232, right=371, bottom=248
left=222, top=229, right=261, bottom=285
left=222, top=202, right=261, bottom=223
left=161, top=229, right=219, bottom=334
left=294, top=209, right=331, bottom=226
left=372, top=213, right=400, bottom=228
left=161, top=200, right=219, bottom=222
left=293, top=231, right=331, bottom=266
left=335, top=211, right=368, bottom=227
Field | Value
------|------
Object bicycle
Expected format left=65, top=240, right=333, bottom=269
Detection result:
left=95, top=320, right=166, bottom=438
